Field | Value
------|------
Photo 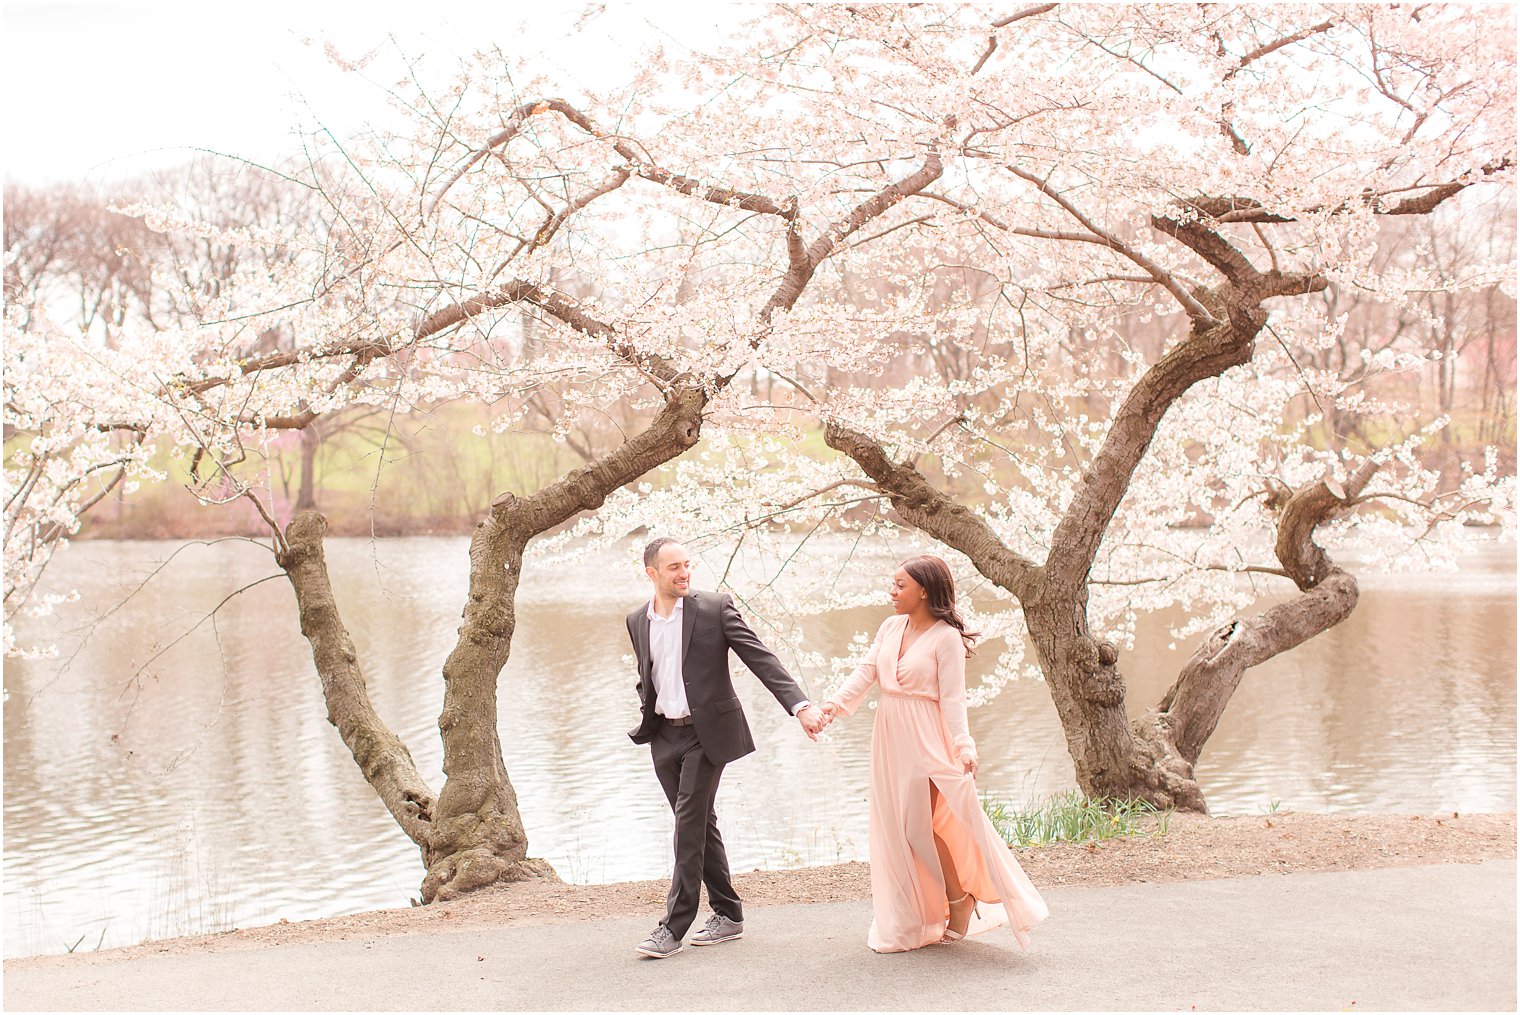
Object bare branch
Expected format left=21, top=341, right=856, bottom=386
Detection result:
left=973, top=4, right=1059, bottom=74
left=427, top=98, right=797, bottom=221
left=823, top=420, right=1039, bottom=596
left=992, top=3, right=1058, bottom=29
left=1180, top=157, right=1515, bottom=225
left=1149, top=212, right=1259, bottom=287
left=1007, top=166, right=1218, bottom=324
left=1152, top=463, right=1378, bottom=763
left=1230, top=20, right=1335, bottom=77
left=757, top=143, right=945, bottom=331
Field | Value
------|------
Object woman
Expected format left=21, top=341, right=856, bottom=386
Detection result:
left=820, top=555, right=1048, bottom=953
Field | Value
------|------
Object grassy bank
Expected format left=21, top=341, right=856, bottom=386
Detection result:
left=983, top=791, right=1173, bottom=847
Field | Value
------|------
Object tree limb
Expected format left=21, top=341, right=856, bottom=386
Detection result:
left=277, top=512, right=438, bottom=852
left=972, top=4, right=1059, bottom=75
left=823, top=420, right=1040, bottom=595
left=1153, top=463, right=1379, bottom=762
left=1179, top=157, right=1515, bottom=224
left=427, top=98, right=797, bottom=222
left=1007, top=165, right=1217, bottom=324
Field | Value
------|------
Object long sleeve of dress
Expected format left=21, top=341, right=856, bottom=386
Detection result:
left=827, top=620, right=886, bottom=717
left=935, top=627, right=977, bottom=762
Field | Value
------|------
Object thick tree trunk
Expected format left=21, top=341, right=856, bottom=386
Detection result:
left=1020, top=592, right=1212, bottom=811
left=1023, top=465, right=1377, bottom=811
left=277, top=386, right=707, bottom=904
left=279, top=509, right=556, bottom=898
left=421, top=385, right=705, bottom=900
left=422, top=507, right=552, bottom=900
left=1125, top=463, right=1378, bottom=799
left=265, top=133, right=940, bottom=902
left=277, top=513, right=438, bottom=851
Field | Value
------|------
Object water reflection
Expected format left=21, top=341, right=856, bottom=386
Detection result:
left=4, top=537, right=1514, bottom=956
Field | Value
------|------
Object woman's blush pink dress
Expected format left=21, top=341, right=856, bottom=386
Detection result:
left=827, top=615, right=1049, bottom=953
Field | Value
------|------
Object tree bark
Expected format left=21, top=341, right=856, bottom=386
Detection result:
left=267, top=130, right=947, bottom=902
left=422, top=505, right=550, bottom=900
left=829, top=316, right=1370, bottom=811
left=1132, top=463, right=1378, bottom=807
left=277, top=513, right=437, bottom=852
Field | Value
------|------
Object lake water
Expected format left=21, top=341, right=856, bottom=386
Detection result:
left=4, top=536, right=1514, bottom=957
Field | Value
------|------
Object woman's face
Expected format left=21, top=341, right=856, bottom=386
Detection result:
left=889, top=567, right=925, bottom=614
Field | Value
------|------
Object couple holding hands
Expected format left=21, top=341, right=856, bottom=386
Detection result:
left=626, top=537, right=1048, bottom=958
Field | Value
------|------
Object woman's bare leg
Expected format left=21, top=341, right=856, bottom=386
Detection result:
left=931, top=781, right=977, bottom=939
left=929, top=782, right=964, bottom=899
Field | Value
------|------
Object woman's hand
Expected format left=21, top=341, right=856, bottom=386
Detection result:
left=960, top=750, right=978, bottom=779
left=819, top=701, right=840, bottom=723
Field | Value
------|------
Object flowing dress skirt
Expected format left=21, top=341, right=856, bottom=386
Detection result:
left=865, top=690, right=1049, bottom=953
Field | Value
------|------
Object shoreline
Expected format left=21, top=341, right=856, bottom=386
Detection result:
left=7, top=810, right=1513, bottom=970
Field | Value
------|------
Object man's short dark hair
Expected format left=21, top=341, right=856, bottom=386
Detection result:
left=644, top=537, right=680, bottom=569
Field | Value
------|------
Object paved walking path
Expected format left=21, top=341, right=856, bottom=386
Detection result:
left=5, top=860, right=1514, bottom=1012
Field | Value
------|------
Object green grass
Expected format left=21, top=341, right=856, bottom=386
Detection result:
left=982, top=790, right=1172, bottom=848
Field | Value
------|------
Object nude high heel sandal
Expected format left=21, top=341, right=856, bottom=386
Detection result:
left=944, top=892, right=978, bottom=940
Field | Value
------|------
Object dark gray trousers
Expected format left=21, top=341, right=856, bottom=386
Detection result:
left=650, top=722, right=743, bottom=938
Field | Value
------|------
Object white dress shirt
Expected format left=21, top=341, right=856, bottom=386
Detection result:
left=648, top=597, right=690, bottom=718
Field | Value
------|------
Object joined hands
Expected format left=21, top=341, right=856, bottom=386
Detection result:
left=796, top=703, right=837, bottom=741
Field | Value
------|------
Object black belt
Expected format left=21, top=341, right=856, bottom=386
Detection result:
left=662, top=714, right=694, bottom=727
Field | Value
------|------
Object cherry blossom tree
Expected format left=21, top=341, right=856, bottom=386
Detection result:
left=559, top=3, right=1516, bottom=810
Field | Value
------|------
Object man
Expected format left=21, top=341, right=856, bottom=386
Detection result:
left=626, top=537, right=826, bottom=959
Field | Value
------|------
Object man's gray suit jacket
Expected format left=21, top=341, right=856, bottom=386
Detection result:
left=626, top=590, right=807, bottom=765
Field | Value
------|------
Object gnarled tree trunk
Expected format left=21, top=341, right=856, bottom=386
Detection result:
left=278, top=511, right=437, bottom=849
left=277, top=386, right=707, bottom=900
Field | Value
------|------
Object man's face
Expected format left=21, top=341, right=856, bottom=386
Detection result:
left=647, top=543, right=693, bottom=598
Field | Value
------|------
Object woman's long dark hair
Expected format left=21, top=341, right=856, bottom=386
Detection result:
left=901, top=554, right=979, bottom=657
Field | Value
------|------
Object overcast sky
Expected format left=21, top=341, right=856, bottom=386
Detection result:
left=2, top=1, right=741, bottom=185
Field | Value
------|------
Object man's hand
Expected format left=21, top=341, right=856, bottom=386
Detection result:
left=797, top=704, right=827, bottom=741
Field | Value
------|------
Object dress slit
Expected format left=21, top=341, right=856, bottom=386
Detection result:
left=928, top=775, right=1000, bottom=905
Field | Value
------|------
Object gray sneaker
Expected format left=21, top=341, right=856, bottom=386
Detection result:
left=690, top=913, right=744, bottom=946
left=635, top=925, right=683, bottom=959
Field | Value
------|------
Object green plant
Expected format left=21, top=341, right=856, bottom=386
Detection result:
left=982, top=790, right=1172, bottom=848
